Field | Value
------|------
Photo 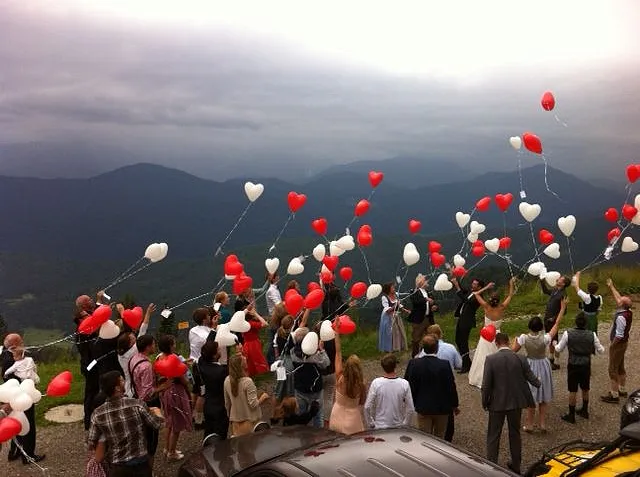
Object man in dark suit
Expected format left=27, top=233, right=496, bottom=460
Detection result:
left=482, top=332, right=540, bottom=474
left=405, top=334, right=459, bottom=438
left=451, top=276, right=484, bottom=373
left=407, top=274, right=437, bottom=358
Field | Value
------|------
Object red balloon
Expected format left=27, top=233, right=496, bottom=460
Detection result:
left=428, top=241, right=442, bottom=253
left=541, top=91, right=555, bottom=111
left=58, top=371, right=73, bottom=383
left=307, top=282, right=321, bottom=293
left=357, top=226, right=373, bottom=247
left=495, top=193, right=513, bottom=212
left=78, top=305, right=112, bottom=335
left=333, top=315, right=356, bottom=335
left=622, top=204, right=638, bottom=221
left=368, top=171, right=384, bottom=188
left=473, top=240, right=484, bottom=248
left=354, top=199, right=370, bottom=217
left=604, top=208, right=619, bottom=222
left=122, top=306, right=143, bottom=330
left=322, top=255, right=339, bottom=271
left=408, top=220, right=421, bottom=234
left=608, top=227, right=621, bottom=243
left=287, top=192, right=307, bottom=213
left=304, top=289, right=325, bottom=310
left=453, top=266, right=466, bottom=278
left=626, top=164, right=640, bottom=184
left=339, top=267, right=353, bottom=281
left=480, top=324, right=496, bottom=342
left=523, top=132, right=543, bottom=154
left=499, top=237, right=512, bottom=250
left=538, top=229, right=554, bottom=245
left=224, top=255, right=244, bottom=277
left=285, top=288, right=300, bottom=302
left=233, top=273, right=253, bottom=295
left=311, top=218, right=328, bottom=236
left=285, top=292, right=304, bottom=315
left=350, top=281, right=367, bottom=299
left=46, top=371, right=73, bottom=397
left=430, top=252, right=446, bottom=268
left=476, top=196, right=491, bottom=212
left=0, top=417, right=22, bottom=443
left=472, top=245, right=485, bottom=257
left=154, top=354, right=188, bottom=379
left=360, top=224, right=372, bottom=233
left=320, top=270, right=334, bottom=284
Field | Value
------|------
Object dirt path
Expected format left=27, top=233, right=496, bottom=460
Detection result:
left=2, top=321, right=638, bottom=477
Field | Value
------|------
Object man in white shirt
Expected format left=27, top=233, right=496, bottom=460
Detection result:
left=572, top=272, right=602, bottom=334
left=364, top=354, right=414, bottom=429
left=265, top=272, right=282, bottom=365
left=189, top=307, right=214, bottom=426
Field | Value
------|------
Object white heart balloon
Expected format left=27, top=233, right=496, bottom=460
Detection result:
left=527, top=262, right=545, bottom=277
left=287, top=258, right=305, bottom=275
left=366, top=284, right=382, bottom=300
left=154, top=242, right=169, bottom=262
left=543, top=243, right=561, bottom=259
left=470, top=221, right=486, bottom=235
left=557, top=215, right=576, bottom=237
left=632, top=198, right=640, bottom=225
left=312, top=244, right=326, bottom=262
left=467, top=233, right=478, bottom=243
left=621, top=236, right=639, bottom=253
left=0, top=379, right=21, bottom=403
left=244, top=182, right=264, bottom=202
left=519, top=202, right=542, bottom=222
left=336, top=235, right=355, bottom=251
left=319, top=320, right=336, bottom=342
left=453, top=254, right=466, bottom=267
left=10, top=392, right=33, bottom=413
left=433, top=273, right=453, bottom=292
left=228, top=311, right=250, bottom=333
left=19, top=379, right=41, bottom=400
left=215, top=323, right=238, bottom=347
left=403, top=243, right=420, bottom=266
left=509, top=136, right=522, bottom=150
left=455, top=212, right=470, bottom=229
left=265, top=258, right=280, bottom=274
left=144, top=243, right=162, bottom=261
left=329, top=241, right=346, bottom=257
left=301, top=331, right=319, bottom=355
left=484, top=238, right=500, bottom=254
left=544, top=271, right=561, bottom=287
left=99, top=320, right=121, bottom=340
left=9, top=410, right=30, bottom=437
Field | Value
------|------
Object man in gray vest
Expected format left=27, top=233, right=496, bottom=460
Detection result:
left=555, top=312, right=605, bottom=423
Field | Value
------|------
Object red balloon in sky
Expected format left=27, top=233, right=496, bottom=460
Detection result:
left=541, top=91, right=555, bottom=111
left=523, top=132, right=543, bottom=154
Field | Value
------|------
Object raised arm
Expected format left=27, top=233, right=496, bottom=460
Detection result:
left=501, top=277, right=516, bottom=308
left=607, top=278, right=623, bottom=305
left=139, top=303, right=155, bottom=336
left=547, top=298, right=567, bottom=339
left=333, top=319, right=343, bottom=377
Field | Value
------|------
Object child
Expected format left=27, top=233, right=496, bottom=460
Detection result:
left=4, top=350, right=40, bottom=384
left=272, top=397, right=319, bottom=426
left=274, top=315, right=293, bottom=359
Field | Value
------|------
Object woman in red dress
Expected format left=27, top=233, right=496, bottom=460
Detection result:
left=241, top=301, right=270, bottom=376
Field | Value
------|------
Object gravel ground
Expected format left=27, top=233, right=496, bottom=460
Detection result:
left=2, top=321, right=638, bottom=477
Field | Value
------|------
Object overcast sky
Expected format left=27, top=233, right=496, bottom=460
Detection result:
left=1, top=0, right=639, bottom=181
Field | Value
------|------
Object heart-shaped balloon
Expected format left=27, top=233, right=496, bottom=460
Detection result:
left=519, top=202, right=541, bottom=222
left=322, top=256, right=339, bottom=271
left=452, top=266, right=466, bottom=278
left=544, top=271, right=561, bottom=287
left=307, top=282, right=321, bottom=293
left=304, top=289, right=325, bottom=310
left=329, top=241, right=346, bottom=257
left=509, top=136, right=522, bottom=150
left=557, top=215, right=576, bottom=237
left=155, top=243, right=168, bottom=262
left=472, top=245, right=485, bottom=257
left=244, top=182, right=264, bottom=202
left=403, top=243, right=420, bottom=267
left=368, top=171, right=384, bottom=188
left=154, top=354, right=188, bottom=379
left=350, top=282, right=367, bottom=299
left=233, top=273, right=253, bottom=295
left=99, top=320, right=121, bottom=339
left=339, top=267, right=353, bottom=281
left=499, top=237, right=512, bottom=250
left=608, top=227, right=621, bottom=243
left=0, top=417, right=21, bottom=443
left=215, top=324, right=238, bottom=347
left=484, top=238, right=500, bottom=253
left=9, top=392, right=33, bottom=413
left=224, top=255, right=244, bottom=277
left=604, top=207, right=619, bottom=222
left=312, top=244, right=326, bottom=262
left=354, top=199, right=370, bottom=217
left=476, top=196, right=491, bottom=212
left=144, top=243, right=162, bottom=261
left=523, top=132, right=543, bottom=154
left=332, top=315, right=356, bottom=335
left=538, top=229, right=554, bottom=245
left=366, top=284, right=382, bottom=299
left=357, top=226, right=373, bottom=247
left=622, top=204, right=638, bottom=221
left=10, top=410, right=30, bottom=437
left=78, top=305, right=112, bottom=335
left=480, top=324, right=497, bottom=342
left=621, top=236, right=639, bottom=253
left=495, top=193, right=513, bottom=212
left=527, top=262, right=546, bottom=277
left=467, top=233, right=479, bottom=243
left=287, top=258, right=305, bottom=276
left=320, top=270, right=334, bottom=284
left=122, top=306, right=144, bottom=330
left=541, top=91, right=555, bottom=111
left=455, top=212, right=471, bottom=229
left=453, top=254, right=466, bottom=267
left=319, top=320, right=336, bottom=341
left=433, top=273, right=453, bottom=291
left=626, top=164, right=640, bottom=184
left=265, top=258, right=280, bottom=274
left=228, top=311, right=251, bottom=333
left=470, top=221, right=486, bottom=235
left=543, top=243, right=561, bottom=259
left=408, top=220, right=421, bottom=234
left=285, top=292, right=304, bottom=315
left=336, top=235, right=355, bottom=251
left=301, top=332, right=319, bottom=355
left=428, top=241, right=442, bottom=253
left=430, top=252, right=446, bottom=268
left=311, top=218, right=328, bottom=236
left=287, top=191, right=307, bottom=213
left=46, top=371, right=72, bottom=397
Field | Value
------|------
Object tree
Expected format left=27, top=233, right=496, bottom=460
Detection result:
left=0, top=313, right=7, bottom=339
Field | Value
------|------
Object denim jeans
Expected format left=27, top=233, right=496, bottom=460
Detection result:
left=295, top=390, right=324, bottom=428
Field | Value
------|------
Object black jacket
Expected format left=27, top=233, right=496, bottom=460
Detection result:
left=454, top=288, right=481, bottom=328
left=405, top=355, right=459, bottom=415
left=407, top=289, right=435, bottom=324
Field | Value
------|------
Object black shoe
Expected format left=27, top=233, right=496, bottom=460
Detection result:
left=576, top=408, right=589, bottom=419
left=506, top=462, right=521, bottom=474
left=8, top=452, right=20, bottom=462
left=561, top=414, right=576, bottom=424
left=551, top=363, right=560, bottom=370
left=600, top=394, right=620, bottom=404
left=22, top=454, right=45, bottom=465
left=619, top=391, right=628, bottom=398
left=457, top=368, right=469, bottom=375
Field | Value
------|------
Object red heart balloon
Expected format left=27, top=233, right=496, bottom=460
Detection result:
left=476, top=196, right=491, bottom=212
left=350, top=281, right=367, bottom=299
left=368, top=171, right=384, bottom=188
left=523, top=132, right=543, bottom=154
left=499, top=237, right=512, bottom=250
left=0, top=417, right=22, bottom=443
left=626, top=164, right=640, bottom=184
left=307, top=282, right=321, bottom=293
left=122, top=306, right=144, bottom=330
left=154, top=354, right=188, bottom=379
left=428, top=241, right=442, bottom=253
left=538, top=229, right=554, bottom=245
left=285, top=292, right=304, bottom=315
left=233, top=273, right=253, bottom=295
left=472, top=245, right=485, bottom=257
left=360, top=224, right=372, bottom=233
left=58, top=371, right=73, bottom=383
left=322, top=256, right=339, bottom=271
left=311, top=218, right=328, bottom=236
left=224, top=255, right=244, bottom=277
left=430, top=252, right=446, bottom=268
left=354, top=199, right=370, bottom=217
left=608, top=227, right=621, bottom=243
left=46, top=371, right=72, bottom=397
left=473, top=240, right=484, bottom=248
left=357, top=226, right=373, bottom=247
left=303, top=289, right=325, bottom=310
left=320, top=270, right=334, bottom=284
left=339, top=267, right=353, bottom=281
left=332, top=315, right=356, bottom=334
left=287, top=191, right=307, bottom=213
left=480, top=324, right=496, bottom=342
left=494, top=193, right=513, bottom=212
left=541, top=91, right=555, bottom=111
left=622, top=204, right=638, bottom=221
left=78, top=305, right=112, bottom=335
left=408, top=220, right=421, bottom=234
left=285, top=288, right=300, bottom=302
left=604, top=207, right=619, bottom=222
left=453, top=266, right=466, bottom=278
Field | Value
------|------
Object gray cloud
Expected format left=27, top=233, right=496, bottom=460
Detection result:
left=1, top=4, right=639, bottom=182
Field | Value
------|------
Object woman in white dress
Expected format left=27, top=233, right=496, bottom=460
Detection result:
left=468, top=277, right=516, bottom=389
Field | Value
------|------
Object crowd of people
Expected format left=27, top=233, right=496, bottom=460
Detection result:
left=0, top=268, right=634, bottom=476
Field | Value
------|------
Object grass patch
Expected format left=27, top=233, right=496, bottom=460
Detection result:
left=35, top=359, right=83, bottom=427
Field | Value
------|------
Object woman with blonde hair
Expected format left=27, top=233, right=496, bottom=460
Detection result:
left=328, top=318, right=366, bottom=435
left=223, top=354, right=270, bottom=437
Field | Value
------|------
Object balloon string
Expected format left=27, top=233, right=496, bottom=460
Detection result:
left=517, top=151, right=526, bottom=198
left=24, top=333, right=79, bottom=351
left=169, top=290, right=214, bottom=311
left=541, top=154, right=561, bottom=200
left=104, top=261, right=153, bottom=292
left=465, top=255, right=487, bottom=274
left=554, top=114, right=568, bottom=128
left=102, top=256, right=145, bottom=291
left=214, top=202, right=253, bottom=258
left=11, top=438, right=49, bottom=475
left=565, top=236, right=575, bottom=274
left=358, top=246, right=372, bottom=284
left=528, top=222, right=539, bottom=260
left=268, top=213, right=294, bottom=254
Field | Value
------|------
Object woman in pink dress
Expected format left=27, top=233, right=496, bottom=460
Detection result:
left=329, top=318, right=366, bottom=435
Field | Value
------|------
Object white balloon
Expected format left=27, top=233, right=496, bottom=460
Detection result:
left=152, top=242, right=169, bottom=262
left=455, top=212, right=471, bottom=229
left=144, top=243, right=162, bottom=261
left=484, top=238, right=500, bottom=254
left=403, top=243, right=420, bottom=266
left=336, top=235, right=355, bottom=251
left=519, top=202, right=542, bottom=222
left=265, top=258, right=280, bottom=274
left=301, top=332, right=319, bottom=356
left=19, top=380, right=41, bottom=402
left=312, top=244, right=326, bottom=262
left=527, top=262, right=545, bottom=277
left=509, top=136, right=522, bottom=150
left=244, top=182, right=264, bottom=202
left=632, top=198, right=640, bottom=225
left=557, top=215, right=576, bottom=237
left=453, top=254, right=466, bottom=267
left=99, top=320, right=121, bottom=340
left=287, top=257, right=305, bottom=275
left=228, top=311, right=251, bottom=333
left=433, top=273, right=453, bottom=292
left=470, top=221, right=486, bottom=235
left=319, top=320, right=336, bottom=342
left=543, top=243, right=561, bottom=259
left=9, top=410, right=30, bottom=437
left=0, top=379, right=21, bottom=403
left=366, top=284, right=382, bottom=300
left=329, top=241, right=346, bottom=257
left=621, top=236, right=639, bottom=253
left=10, top=392, right=33, bottom=412
left=215, top=324, right=238, bottom=347
left=467, top=232, right=478, bottom=243
left=544, top=271, right=561, bottom=287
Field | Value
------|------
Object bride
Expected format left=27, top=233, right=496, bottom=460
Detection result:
left=468, top=277, right=516, bottom=389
